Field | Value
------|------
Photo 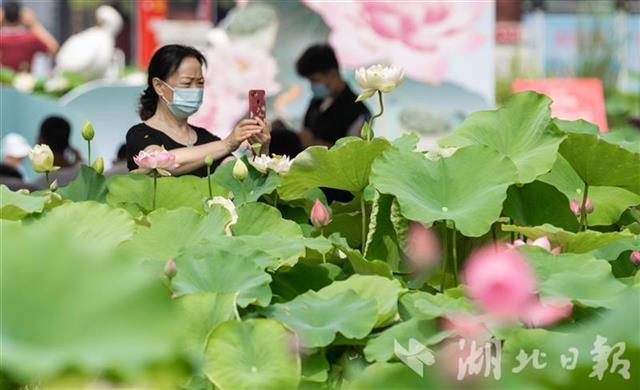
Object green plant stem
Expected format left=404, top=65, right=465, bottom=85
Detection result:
left=274, top=192, right=279, bottom=208
left=45, top=171, right=50, bottom=187
left=452, top=223, right=458, bottom=286
left=364, top=91, right=385, bottom=141
left=440, top=222, right=448, bottom=292
left=152, top=170, right=158, bottom=210
left=206, top=165, right=212, bottom=199
left=580, top=183, right=590, bottom=232
left=491, top=223, right=498, bottom=248
left=87, top=140, right=91, bottom=165
left=509, top=218, right=515, bottom=243
left=360, top=194, right=367, bottom=252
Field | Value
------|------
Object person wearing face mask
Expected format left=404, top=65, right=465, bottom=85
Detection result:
left=296, top=43, right=370, bottom=147
left=126, top=44, right=270, bottom=177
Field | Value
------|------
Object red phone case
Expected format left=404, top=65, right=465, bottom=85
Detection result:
left=249, top=90, right=266, bottom=121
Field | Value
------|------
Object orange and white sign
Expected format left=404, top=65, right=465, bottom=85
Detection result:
left=137, top=0, right=168, bottom=67
left=512, top=78, right=608, bottom=132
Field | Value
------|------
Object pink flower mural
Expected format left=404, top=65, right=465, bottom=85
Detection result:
left=190, top=43, right=281, bottom=137
left=303, top=1, right=488, bottom=84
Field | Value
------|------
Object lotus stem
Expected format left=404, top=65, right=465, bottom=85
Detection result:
left=580, top=183, right=589, bottom=232
left=491, top=223, right=498, bottom=249
left=87, top=140, right=92, bottom=165
left=152, top=170, right=158, bottom=210
left=452, top=223, right=458, bottom=286
left=206, top=164, right=212, bottom=199
left=360, top=194, right=367, bottom=251
left=509, top=218, right=515, bottom=243
left=45, top=171, right=50, bottom=187
left=440, top=222, right=448, bottom=291
left=274, top=192, right=279, bottom=208
left=366, top=91, right=385, bottom=141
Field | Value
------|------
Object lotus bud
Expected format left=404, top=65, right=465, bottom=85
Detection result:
left=251, top=143, right=262, bottom=155
left=164, top=259, right=177, bottom=278
left=233, top=159, right=248, bottom=181
left=310, top=199, right=330, bottom=227
left=92, top=156, right=104, bottom=174
left=569, top=200, right=581, bottom=217
left=49, top=179, right=58, bottom=192
left=630, top=251, right=640, bottom=266
left=82, top=120, right=95, bottom=141
left=29, top=144, right=59, bottom=173
left=584, top=197, right=594, bottom=214
left=570, top=198, right=593, bottom=216
left=204, top=155, right=214, bottom=167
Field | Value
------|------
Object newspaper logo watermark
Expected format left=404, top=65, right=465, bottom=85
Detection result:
left=394, top=338, right=435, bottom=377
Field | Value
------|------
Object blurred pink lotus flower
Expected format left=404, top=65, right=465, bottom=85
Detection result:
left=190, top=44, right=280, bottom=138
left=569, top=198, right=593, bottom=217
left=310, top=199, right=331, bottom=227
left=630, top=250, right=640, bottom=266
left=405, top=222, right=441, bottom=271
left=463, top=245, right=537, bottom=320
left=508, top=236, right=561, bottom=254
left=303, top=1, right=488, bottom=84
left=133, top=149, right=178, bottom=176
left=519, top=298, right=573, bottom=328
left=441, top=312, right=490, bottom=341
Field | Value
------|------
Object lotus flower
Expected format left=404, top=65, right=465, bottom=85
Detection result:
left=82, top=120, right=95, bottom=141
left=405, top=222, right=441, bottom=271
left=133, top=149, right=178, bottom=176
left=92, top=156, right=104, bottom=174
left=233, top=159, right=248, bottom=181
left=630, top=250, right=640, bottom=266
left=441, top=312, right=490, bottom=341
left=508, top=236, right=561, bottom=254
left=355, top=64, right=404, bottom=102
left=463, top=245, right=537, bottom=320
left=250, top=154, right=292, bottom=176
left=12, top=72, right=37, bottom=93
left=207, top=196, right=238, bottom=236
left=250, top=154, right=270, bottom=174
left=164, top=259, right=177, bottom=279
left=29, top=144, right=60, bottom=173
left=519, top=298, right=573, bottom=328
left=310, top=199, right=331, bottom=227
left=570, top=198, right=593, bottom=217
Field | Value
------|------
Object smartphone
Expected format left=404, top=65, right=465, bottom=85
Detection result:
left=248, top=89, right=266, bottom=121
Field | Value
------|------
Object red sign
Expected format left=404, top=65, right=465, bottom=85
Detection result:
left=512, top=78, right=608, bottom=132
left=137, top=0, right=168, bottom=68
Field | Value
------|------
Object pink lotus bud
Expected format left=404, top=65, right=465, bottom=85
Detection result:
left=519, top=297, right=573, bottom=328
left=569, top=200, right=581, bottom=217
left=570, top=198, right=593, bottom=217
left=164, top=259, right=177, bottom=278
left=584, top=197, right=593, bottom=214
left=550, top=246, right=562, bottom=255
left=405, top=222, right=440, bottom=271
left=310, top=199, right=330, bottom=227
left=630, top=251, right=640, bottom=266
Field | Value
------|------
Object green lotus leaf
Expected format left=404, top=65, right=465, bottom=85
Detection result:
left=392, top=133, right=420, bottom=151
left=502, top=224, right=634, bottom=253
left=231, top=202, right=302, bottom=237
left=262, top=290, right=378, bottom=347
left=29, top=201, right=135, bottom=249
left=540, top=154, right=640, bottom=226
left=364, top=319, right=453, bottom=362
left=399, top=290, right=476, bottom=321
left=328, top=234, right=394, bottom=278
left=271, top=263, right=340, bottom=303
left=301, top=352, right=329, bottom=383
left=177, top=292, right=236, bottom=356
left=212, top=157, right=281, bottom=205
left=503, top=181, right=580, bottom=231
left=589, top=235, right=640, bottom=261
left=121, top=206, right=229, bottom=264
left=58, top=164, right=109, bottom=202
left=364, top=192, right=407, bottom=271
left=107, top=173, right=226, bottom=214
left=203, top=319, right=300, bottom=390
left=348, top=362, right=440, bottom=389
left=371, top=145, right=518, bottom=237
left=556, top=123, right=640, bottom=194
left=0, top=184, right=48, bottom=220
left=519, top=246, right=627, bottom=308
left=601, top=126, right=640, bottom=153
left=1, top=226, right=182, bottom=382
left=278, top=138, right=391, bottom=200
left=234, top=234, right=332, bottom=270
left=439, top=91, right=564, bottom=183
left=317, top=274, right=406, bottom=327
left=171, top=239, right=273, bottom=307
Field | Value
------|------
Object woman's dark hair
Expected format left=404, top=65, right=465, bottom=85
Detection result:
left=39, top=116, right=71, bottom=154
left=139, top=44, right=207, bottom=120
left=4, top=1, right=21, bottom=23
left=296, top=43, right=339, bottom=78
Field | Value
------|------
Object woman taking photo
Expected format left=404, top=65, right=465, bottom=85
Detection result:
left=126, top=44, right=270, bottom=176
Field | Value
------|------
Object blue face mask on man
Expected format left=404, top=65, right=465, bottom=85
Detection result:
left=159, top=79, right=204, bottom=118
left=311, top=82, right=330, bottom=99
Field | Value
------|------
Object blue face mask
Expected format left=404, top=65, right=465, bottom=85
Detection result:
left=160, top=80, right=204, bottom=118
left=311, top=82, right=330, bottom=99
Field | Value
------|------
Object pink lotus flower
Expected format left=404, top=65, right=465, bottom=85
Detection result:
left=570, top=198, right=593, bottom=217
left=463, top=245, right=537, bottom=320
left=508, top=236, right=561, bottom=254
left=630, top=250, right=640, bottom=266
left=405, top=222, right=441, bottom=271
left=441, top=312, right=489, bottom=341
left=303, top=1, right=488, bottom=85
left=519, top=298, right=573, bottom=328
left=310, top=199, right=331, bottom=227
left=133, top=149, right=178, bottom=176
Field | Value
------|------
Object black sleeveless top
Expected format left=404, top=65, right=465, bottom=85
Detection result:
left=125, top=123, right=227, bottom=177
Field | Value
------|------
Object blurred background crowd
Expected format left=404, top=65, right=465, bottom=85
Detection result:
left=1, top=0, right=639, bottom=188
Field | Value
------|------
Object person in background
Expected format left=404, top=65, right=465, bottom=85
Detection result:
left=104, top=143, right=129, bottom=176
left=296, top=43, right=370, bottom=147
left=0, top=132, right=34, bottom=191
left=32, top=116, right=82, bottom=189
left=0, top=1, right=59, bottom=71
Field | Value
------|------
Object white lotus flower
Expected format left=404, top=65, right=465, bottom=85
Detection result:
left=13, top=72, right=37, bottom=93
left=355, top=64, right=404, bottom=102
left=29, top=144, right=60, bottom=173
left=207, top=196, right=238, bottom=236
left=250, top=154, right=270, bottom=174
left=44, top=76, right=70, bottom=93
left=267, top=154, right=292, bottom=175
